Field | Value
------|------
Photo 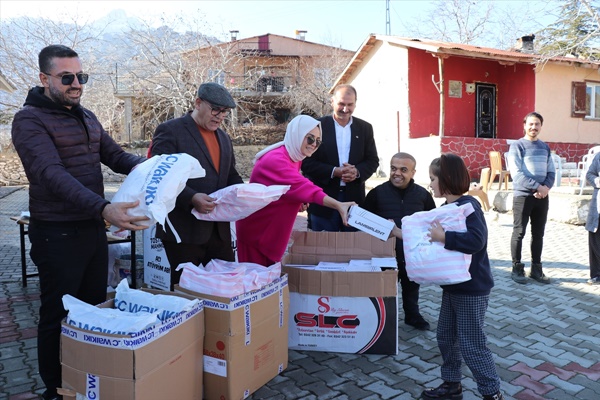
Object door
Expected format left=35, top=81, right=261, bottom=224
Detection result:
left=476, top=83, right=496, bottom=138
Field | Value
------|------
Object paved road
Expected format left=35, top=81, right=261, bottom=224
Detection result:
left=1, top=185, right=599, bottom=400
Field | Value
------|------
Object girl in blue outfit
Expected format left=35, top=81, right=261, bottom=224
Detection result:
left=421, top=153, right=503, bottom=400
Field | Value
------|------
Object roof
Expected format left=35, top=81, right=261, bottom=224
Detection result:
left=0, top=69, right=16, bottom=93
left=187, top=33, right=354, bottom=58
left=333, top=34, right=600, bottom=89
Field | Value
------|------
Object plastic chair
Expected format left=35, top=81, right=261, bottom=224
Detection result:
left=488, top=151, right=510, bottom=191
left=550, top=153, right=562, bottom=187
left=468, top=167, right=491, bottom=211
left=579, top=145, right=600, bottom=194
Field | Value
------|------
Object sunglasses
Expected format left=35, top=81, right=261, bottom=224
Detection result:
left=305, top=134, right=322, bottom=147
left=43, top=72, right=89, bottom=86
left=203, top=101, right=230, bottom=117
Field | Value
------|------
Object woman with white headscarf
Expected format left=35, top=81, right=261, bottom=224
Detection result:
left=236, top=115, right=355, bottom=266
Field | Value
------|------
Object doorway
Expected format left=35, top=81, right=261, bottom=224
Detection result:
left=475, top=83, right=496, bottom=138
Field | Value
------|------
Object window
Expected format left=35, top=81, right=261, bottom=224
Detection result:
left=208, top=69, right=225, bottom=86
left=314, top=68, right=333, bottom=88
left=572, top=81, right=600, bottom=119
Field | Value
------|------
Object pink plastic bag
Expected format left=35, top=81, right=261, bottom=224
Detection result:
left=191, top=183, right=289, bottom=222
left=402, top=203, right=474, bottom=285
left=176, top=262, right=245, bottom=297
left=205, top=259, right=281, bottom=291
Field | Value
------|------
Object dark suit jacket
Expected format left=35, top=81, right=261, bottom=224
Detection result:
left=301, top=115, right=379, bottom=218
left=150, top=112, right=243, bottom=244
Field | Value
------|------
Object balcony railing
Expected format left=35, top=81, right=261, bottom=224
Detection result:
left=226, top=75, right=293, bottom=94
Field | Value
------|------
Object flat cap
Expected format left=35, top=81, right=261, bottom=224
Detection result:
left=197, top=82, right=236, bottom=108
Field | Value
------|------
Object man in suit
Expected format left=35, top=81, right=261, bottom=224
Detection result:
left=150, top=82, right=243, bottom=289
left=301, top=84, right=379, bottom=231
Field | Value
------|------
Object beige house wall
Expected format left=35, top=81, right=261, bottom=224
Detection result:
left=536, top=63, right=600, bottom=144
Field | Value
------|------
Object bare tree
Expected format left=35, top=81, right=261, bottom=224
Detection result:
left=400, top=0, right=494, bottom=45
left=0, top=16, right=107, bottom=111
left=290, top=48, right=353, bottom=117
left=396, top=0, right=546, bottom=49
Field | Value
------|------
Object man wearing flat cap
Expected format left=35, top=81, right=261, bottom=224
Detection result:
left=151, top=82, right=243, bottom=289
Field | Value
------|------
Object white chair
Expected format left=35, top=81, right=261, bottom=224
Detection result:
left=579, top=146, right=600, bottom=194
left=551, top=153, right=562, bottom=187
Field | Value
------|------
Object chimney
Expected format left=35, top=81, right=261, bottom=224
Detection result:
left=295, top=30, right=307, bottom=41
left=229, top=30, right=239, bottom=41
left=515, top=34, right=535, bottom=54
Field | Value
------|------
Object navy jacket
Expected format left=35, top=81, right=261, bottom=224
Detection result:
left=362, top=179, right=435, bottom=264
left=441, top=195, right=495, bottom=296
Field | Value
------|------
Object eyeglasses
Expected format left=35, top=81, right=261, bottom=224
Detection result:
left=305, top=134, right=322, bottom=147
left=42, top=72, right=89, bottom=86
left=203, top=100, right=230, bottom=117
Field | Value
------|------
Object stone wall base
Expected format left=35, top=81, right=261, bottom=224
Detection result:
left=493, top=191, right=591, bottom=225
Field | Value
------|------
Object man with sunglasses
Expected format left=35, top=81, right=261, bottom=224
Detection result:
left=11, top=45, right=149, bottom=400
left=150, top=82, right=243, bottom=290
left=301, top=84, right=379, bottom=231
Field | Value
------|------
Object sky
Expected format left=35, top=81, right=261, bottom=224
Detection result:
left=0, top=0, right=440, bottom=51
left=0, top=0, right=562, bottom=51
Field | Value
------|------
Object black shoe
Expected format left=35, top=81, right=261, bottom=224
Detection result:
left=405, top=315, right=430, bottom=331
left=483, top=392, right=504, bottom=400
left=511, top=262, right=527, bottom=284
left=530, top=263, right=551, bottom=284
left=421, top=381, right=463, bottom=399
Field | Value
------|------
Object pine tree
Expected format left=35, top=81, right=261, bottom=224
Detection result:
left=536, top=0, right=600, bottom=60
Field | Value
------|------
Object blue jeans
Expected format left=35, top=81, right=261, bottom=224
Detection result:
left=511, top=195, right=549, bottom=264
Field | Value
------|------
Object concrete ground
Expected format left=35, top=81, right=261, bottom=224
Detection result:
left=1, top=184, right=599, bottom=400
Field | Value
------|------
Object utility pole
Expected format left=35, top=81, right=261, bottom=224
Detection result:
left=386, top=0, right=391, bottom=35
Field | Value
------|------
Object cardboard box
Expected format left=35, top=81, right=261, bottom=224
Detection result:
left=175, top=275, right=289, bottom=400
left=348, top=205, right=395, bottom=241
left=60, top=290, right=204, bottom=400
left=283, top=231, right=398, bottom=355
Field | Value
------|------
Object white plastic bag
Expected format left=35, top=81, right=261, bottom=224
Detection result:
left=112, top=154, right=206, bottom=241
left=107, top=243, right=131, bottom=288
left=191, top=183, right=290, bottom=222
left=62, top=294, right=159, bottom=335
left=114, top=278, right=200, bottom=321
left=402, top=203, right=474, bottom=285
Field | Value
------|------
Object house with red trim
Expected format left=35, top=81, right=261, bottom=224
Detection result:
left=332, top=34, right=600, bottom=183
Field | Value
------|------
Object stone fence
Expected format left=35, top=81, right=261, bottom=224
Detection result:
left=2, top=147, right=592, bottom=226
left=0, top=146, right=263, bottom=186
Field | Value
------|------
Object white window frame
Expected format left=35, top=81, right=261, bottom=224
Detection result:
left=586, top=82, right=600, bottom=119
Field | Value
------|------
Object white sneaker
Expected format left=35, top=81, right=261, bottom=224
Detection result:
left=587, top=276, right=600, bottom=285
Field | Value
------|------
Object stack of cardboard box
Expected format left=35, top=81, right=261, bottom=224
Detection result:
left=283, top=231, right=399, bottom=355
left=175, top=276, right=289, bottom=400
left=60, top=290, right=204, bottom=400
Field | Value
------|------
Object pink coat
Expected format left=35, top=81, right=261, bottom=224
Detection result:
left=236, top=146, right=327, bottom=262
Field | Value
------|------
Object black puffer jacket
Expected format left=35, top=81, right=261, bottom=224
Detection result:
left=362, top=180, right=436, bottom=263
left=11, top=87, right=143, bottom=221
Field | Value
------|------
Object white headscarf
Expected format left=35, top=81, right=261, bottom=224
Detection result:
left=254, top=115, right=321, bottom=163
